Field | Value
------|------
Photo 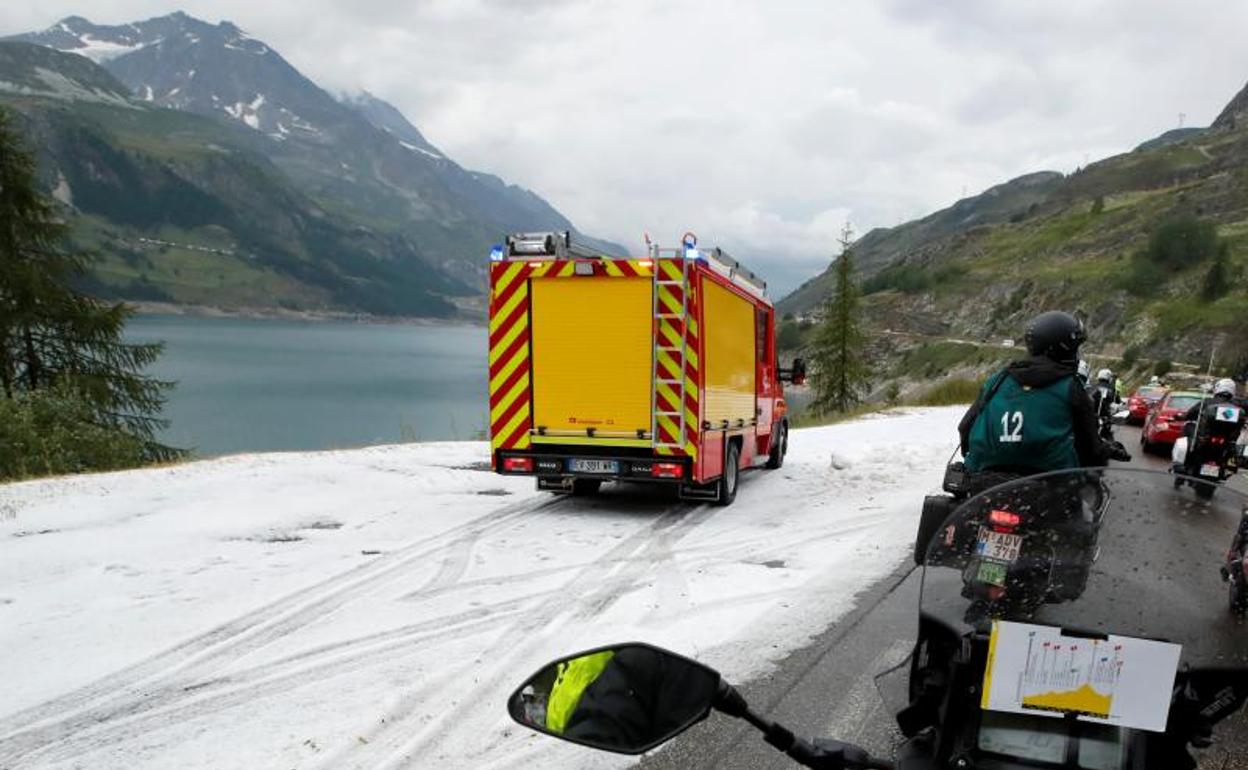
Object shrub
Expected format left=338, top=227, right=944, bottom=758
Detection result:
left=1200, top=243, right=1231, bottom=301
left=862, top=263, right=967, bottom=295
left=0, top=388, right=146, bottom=481
left=1121, top=346, right=1140, bottom=368
left=1144, top=216, right=1221, bottom=268
left=1154, top=359, right=1173, bottom=377
left=911, top=377, right=982, bottom=406
left=1119, top=252, right=1167, bottom=297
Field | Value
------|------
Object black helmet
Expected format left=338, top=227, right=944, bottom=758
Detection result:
left=1024, top=311, right=1086, bottom=362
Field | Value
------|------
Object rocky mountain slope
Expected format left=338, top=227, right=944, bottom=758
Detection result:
left=781, top=78, right=1248, bottom=369
left=3, top=13, right=622, bottom=317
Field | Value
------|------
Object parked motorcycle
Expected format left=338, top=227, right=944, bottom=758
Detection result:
left=509, top=469, right=1248, bottom=769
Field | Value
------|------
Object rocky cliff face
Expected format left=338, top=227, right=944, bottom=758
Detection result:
left=1213, top=79, right=1248, bottom=132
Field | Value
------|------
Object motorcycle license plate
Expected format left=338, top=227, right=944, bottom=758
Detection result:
left=976, top=560, right=1009, bottom=587
left=976, top=527, right=1023, bottom=562
left=1201, top=463, right=1221, bottom=478
left=568, top=459, right=619, bottom=474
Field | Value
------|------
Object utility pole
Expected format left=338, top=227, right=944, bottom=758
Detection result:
left=1208, top=333, right=1224, bottom=376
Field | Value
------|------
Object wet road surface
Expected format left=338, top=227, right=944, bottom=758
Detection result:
left=642, top=425, right=1248, bottom=769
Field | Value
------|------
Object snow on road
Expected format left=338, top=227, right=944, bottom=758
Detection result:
left=0, top=407, right=963, bottom=770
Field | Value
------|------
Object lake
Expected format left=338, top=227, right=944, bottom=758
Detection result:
left=127, top=315, right=488, bottom=456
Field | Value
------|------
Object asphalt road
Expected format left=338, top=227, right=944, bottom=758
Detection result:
left=642, top=424, right=1248, bottom=769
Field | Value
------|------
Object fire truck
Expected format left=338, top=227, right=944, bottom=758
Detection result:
left=488, top=231, right=805, bottom=505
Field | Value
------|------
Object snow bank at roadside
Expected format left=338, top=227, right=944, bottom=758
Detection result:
left=0, top=406, right=964, bottom=770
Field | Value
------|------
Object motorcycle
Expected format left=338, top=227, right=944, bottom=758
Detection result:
left=1227, top=552, right=1248, bottom=616
left=509, top=469, right=1248, bottom=769
left=913, top=451, right=1107, bottom=569
left=1171, top=425, right=1239, bottom=500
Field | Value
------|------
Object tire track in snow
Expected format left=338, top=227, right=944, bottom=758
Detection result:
left=0, top=586, right=564, bottom=766
left=9, top=604, right=518, bottom=768
left=3, top=477, right=893, bottom=767
left=0, top=495, right=568, bottom=763
left=355, top=504, right=718, bottom=769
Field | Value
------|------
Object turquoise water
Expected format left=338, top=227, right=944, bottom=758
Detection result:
left=126, top=315, right=488, bottom=456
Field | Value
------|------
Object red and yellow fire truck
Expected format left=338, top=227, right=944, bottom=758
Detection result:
left=488, top=231, right=804, bottom=505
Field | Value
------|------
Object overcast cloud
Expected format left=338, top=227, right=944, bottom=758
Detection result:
left=4, top=1, right=1248, bottom=295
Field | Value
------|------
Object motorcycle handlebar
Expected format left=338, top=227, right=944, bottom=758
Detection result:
left=794, top=737, right=895, bottom=769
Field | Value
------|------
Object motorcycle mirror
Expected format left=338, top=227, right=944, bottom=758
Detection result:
left=507, top=642, right=722, bottom=755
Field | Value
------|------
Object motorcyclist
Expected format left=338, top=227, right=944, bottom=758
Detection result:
left=959, top=311, right=1130, bottom=479
left=561, top=646, right=719, bottom=749
left=1090, top=368, right=1119, bottom=440
left=545, top=650, right=615, bottom=734
left=1180, top=378, right=1246, bottom=475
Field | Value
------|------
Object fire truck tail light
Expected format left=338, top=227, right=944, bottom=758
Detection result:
left=502, top=457, right=535, bottom=473
left=652, top=462, right=684, bottom=479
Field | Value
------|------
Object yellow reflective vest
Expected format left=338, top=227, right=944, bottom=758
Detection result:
left=546, top=651, right=615, bottom=734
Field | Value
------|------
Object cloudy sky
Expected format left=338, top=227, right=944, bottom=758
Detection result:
left=4, top=1, right=1248, bottom=295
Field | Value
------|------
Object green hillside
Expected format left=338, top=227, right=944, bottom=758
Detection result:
left=781, top=78, right=1248, bottom=369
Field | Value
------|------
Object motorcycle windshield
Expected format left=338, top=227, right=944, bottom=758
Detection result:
left=921, top=467, right=1248, bottom=673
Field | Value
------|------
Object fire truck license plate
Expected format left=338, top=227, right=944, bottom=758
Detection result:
left=568, top=459, right=619, bottom=474
left=1201, top=463, right=1221, bottom=478
left=975, top=527, right=1022, bottom=563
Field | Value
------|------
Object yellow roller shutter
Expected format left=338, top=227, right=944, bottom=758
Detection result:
left=531, top=276, right=653, bottom=442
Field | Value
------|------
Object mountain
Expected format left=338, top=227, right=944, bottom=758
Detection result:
left=4, top=13, right=624, bottom=316
left=781, top=171, right=1065, bottom=313
left=1214, top=80, right=1248, bottom=132
left=0, top=40, right=467, bottom=316
left=339, top=90, right=442, bottom=157
left=780, top=77, right=1248, bottom=367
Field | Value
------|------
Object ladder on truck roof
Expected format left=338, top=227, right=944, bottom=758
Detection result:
left=648, top=235, right=768, bottom=455
left=652, top=255, right=691, bottom=453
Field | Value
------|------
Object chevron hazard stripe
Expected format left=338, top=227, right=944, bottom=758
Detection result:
left=488, top=259, right=656, bottom=452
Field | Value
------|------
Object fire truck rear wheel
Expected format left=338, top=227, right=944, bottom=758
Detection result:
left=715, top=442, right=740, bottom=506
left=765, top=422, right=787, bottom=469
left=571, top=479, right=602, bottom=496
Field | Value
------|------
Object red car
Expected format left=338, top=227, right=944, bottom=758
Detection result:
left=1126, top=385, right=1168, bottom=425
left=1140, top=391, right=1204, bottom=452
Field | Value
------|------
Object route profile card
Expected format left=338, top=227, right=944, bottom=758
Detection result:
left=980, top=620, right=1181, bottom=732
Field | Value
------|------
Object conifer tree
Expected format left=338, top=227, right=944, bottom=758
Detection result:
left=811, top=223, right=869, bottom=415
left=0, top=107, right=179, bottom=463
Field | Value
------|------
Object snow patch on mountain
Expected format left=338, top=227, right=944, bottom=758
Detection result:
left=72, top=34, right=151, bottom=63
left=400, top=140, right=442, bottom=160
left=223, top=93, right=267, bottom=130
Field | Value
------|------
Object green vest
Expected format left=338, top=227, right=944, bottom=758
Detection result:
left=965, top=371, right=1080, bottom=473
left=545, top=651, right=615, bottom=734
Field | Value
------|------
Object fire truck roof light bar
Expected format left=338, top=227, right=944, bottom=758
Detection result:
left=650, top=242, right=767, bottom=297
left=505, top=231, right=604, bottom=260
